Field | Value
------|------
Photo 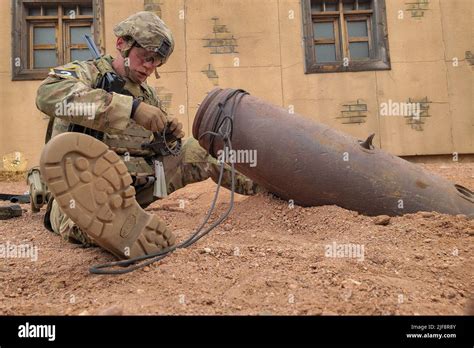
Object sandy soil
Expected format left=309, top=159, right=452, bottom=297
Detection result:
left=0, top=162, right=472, bottom=315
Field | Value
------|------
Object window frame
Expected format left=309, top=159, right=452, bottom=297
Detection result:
left=29, top=23, right=58, bottom=69
left=313, top=18, right=342, bottom=62
left=302, top=0, right=391, bottom=74
left=64, top=21, right=94, bottom=63
left=11, top=0, right=104, bottom=81
left=345, top=16, right=372, bottom=59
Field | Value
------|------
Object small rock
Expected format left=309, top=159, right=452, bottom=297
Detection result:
left=414, top=254, right=425, bottom=260
left=199, top=247, right=212, bottom=254
left=251, top=234, right=256, bottom=238
left=444, top=290, right=456, bottom=299
left=423, top=239, right=432, bottom=243
left=98, top=305, right=123, bottom=316
left=136, top=289, right=145, bottom=294
left=430, top=296, right=439, bottom=302
left=289, top=284, right=297, bottom=290
left=374, top=215, right=391, bottom=226
left=466, top=229, right=474, bottom=236
left=421, top=212, right=434, bottom=218
left=345, top=279, right=362, bottom=286
left=78, top=310, right=89, bottom=316
left=223, top=224, right=232, bottom=231
left=341, top=289, right=352, bottom=301
left=143, top=266, right=151, bottom=272
left=371, top=255, right=387, bottom=265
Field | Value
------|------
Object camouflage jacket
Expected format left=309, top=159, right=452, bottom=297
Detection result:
left=36, top=55, right=165, bottom=175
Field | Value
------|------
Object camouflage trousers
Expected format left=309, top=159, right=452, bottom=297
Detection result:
left=48, top=137, right=262, bottom=246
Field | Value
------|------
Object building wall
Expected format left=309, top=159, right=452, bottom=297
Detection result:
left=0, top=0, right=472, bottom=171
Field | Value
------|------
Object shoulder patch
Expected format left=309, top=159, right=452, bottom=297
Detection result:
left=49, top=68, right=79, bottom=79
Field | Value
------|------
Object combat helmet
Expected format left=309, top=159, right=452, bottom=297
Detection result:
left=113, top=11, right=174, bottom=65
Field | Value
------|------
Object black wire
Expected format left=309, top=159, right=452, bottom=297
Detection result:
left=208, top=89, right=247, bottom=158
left=162, top=122, right=182, bottom=157
left=89, top=90, right=246, bottom=275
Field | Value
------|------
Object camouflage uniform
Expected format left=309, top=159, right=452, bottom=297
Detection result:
left=36, top=26, right=262, bottom=246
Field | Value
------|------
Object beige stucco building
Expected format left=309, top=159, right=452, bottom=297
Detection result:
left=1, top=0, right=472, bottom=171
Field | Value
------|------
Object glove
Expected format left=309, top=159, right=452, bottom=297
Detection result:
left=166, top=117, right=185, bottom=139
left=133, top=102, right=168, bottom=133
left=133, top=102, right=185, bottom=139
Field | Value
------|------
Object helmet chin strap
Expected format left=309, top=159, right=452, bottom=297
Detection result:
left=120, top=50, right=132, bottom=79
left=119, top=40, right=134, bottom=80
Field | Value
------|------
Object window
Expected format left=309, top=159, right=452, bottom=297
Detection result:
left=12, top=0, right=104, bottom=80
left=302, top=0, right=390, bottom=73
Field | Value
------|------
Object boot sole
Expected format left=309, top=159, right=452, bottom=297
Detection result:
left=39, top=133, right=176, bottom=259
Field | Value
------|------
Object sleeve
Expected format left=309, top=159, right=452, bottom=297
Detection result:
left=35, top=61, right=133, bottom=134
left=145, top=85, right=169, bottom=117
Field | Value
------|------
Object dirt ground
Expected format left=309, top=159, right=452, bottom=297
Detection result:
left=0, top=161, right=473, bottom=315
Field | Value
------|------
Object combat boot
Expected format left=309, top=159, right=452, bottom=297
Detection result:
left=39, top=132, right=176, bottom=259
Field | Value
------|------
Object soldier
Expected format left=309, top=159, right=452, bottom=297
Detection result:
left=35, top=11, right=262, bottom=259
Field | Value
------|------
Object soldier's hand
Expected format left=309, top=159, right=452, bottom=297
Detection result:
left=133, top=102, right=168, bottom=133
left=167, top=118, right=185, bottom=139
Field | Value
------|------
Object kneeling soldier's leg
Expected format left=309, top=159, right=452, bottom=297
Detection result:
left=162, top=137, right=212, bottom=194
left=204, top=157, right=264, bottom=196
left=161, top=137, right=266, bottom=197
left=50, top=199, right=95, bottom=247
left=40, top=133, right=176, bottom=260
